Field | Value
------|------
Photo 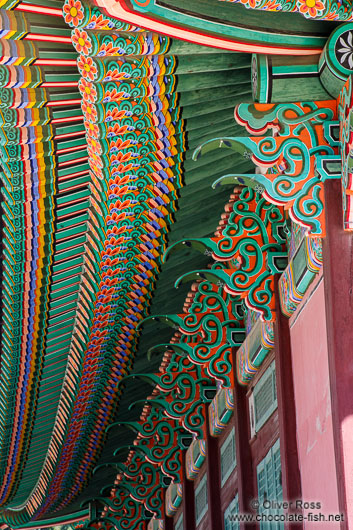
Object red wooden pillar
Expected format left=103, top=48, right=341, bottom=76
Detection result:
left=206, top=413, right=223, bottom=529
left=182, top=450, right=196, bottom=530
left=274, top=277, right=303, bottom=529
left=232, top=364, right=257, bottom=530
left=323, top=179, right=353, bottom=529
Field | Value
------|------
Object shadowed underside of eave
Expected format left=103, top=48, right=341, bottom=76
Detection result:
left=36, top=58, right=255, bottom=523
left=0, top=1, right=254, bottom=524
left=0, top=0, right=343, bottom=525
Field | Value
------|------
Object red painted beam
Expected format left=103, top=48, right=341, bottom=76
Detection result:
left=15, top=3, right=62, bottom=16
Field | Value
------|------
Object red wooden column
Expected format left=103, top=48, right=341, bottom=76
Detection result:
left=205, top=413, right=223, bottom=529
left=182, top=450, right=196, bottom=530
left=232, top=352, right=257, bottom=530
left=273, top=277, right=303, bottom=529
left=323, top=179, right=353, bottom=529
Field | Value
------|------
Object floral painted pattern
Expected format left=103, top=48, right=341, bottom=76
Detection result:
left=103, top=88, right=128, bottom=104
left=238, top=0, right=258, bottom=8
left=84, top=14, right=114, bottom=30
left=81, top=100, right=98, bottom=122
left=107, top=123, right=131, bottom=138
left=63, top=0, right=84, bottom=27
left=87, top=149, right=104, bottom=169
left=103, top=69, right=131, bottom=82
left=86, top=136, right=102, bottom=155
left=109, top=139, right=133, bottom=151
left=262, top=0, right=283, bottom=8
left=336, top=31, right=353, bottom=69
left=84, top=120, right=99, bottom=139
left=298, top=0, right=324, bottom=16
left=97, top=42, right=121, bottom=57
left=105, top=108, right=128, bottom=122
left=72, top=29, right=92, bottom=55
left=219, top=0, right=353, bottom=20
left=78, top=78, right=97, bottom=104
left=324, top=9, right=340, bottom=20
left=77, top=55, right=97, bottom=81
